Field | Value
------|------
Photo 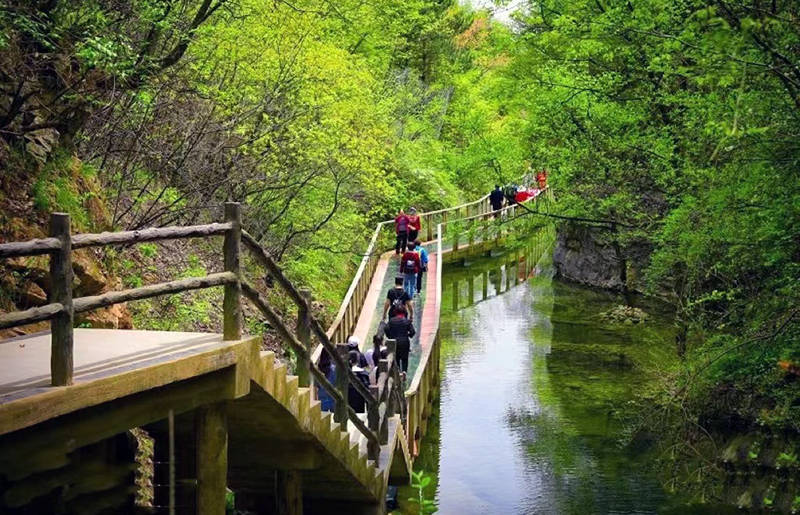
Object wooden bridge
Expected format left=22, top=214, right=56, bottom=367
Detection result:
left=0, top=189, right=552, bottom=514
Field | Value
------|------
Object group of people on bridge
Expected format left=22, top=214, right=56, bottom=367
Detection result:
left=316, top=207, right=428, bottom=418
left=489, top=169, right=548, bottom=213
left=393, top=208, right=429, bottom=299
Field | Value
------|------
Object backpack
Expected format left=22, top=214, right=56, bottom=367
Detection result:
left=402, top=253, right=417, bottom=273
left=391, top=296, right=405, bottom=311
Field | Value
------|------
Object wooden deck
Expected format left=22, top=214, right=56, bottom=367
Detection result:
left=0, top=329, right=256, bottom=436
left=0, top=328, right=409, bottom=512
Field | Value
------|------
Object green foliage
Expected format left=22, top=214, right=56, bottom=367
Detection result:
left=408, top=469, right=437, bottom=514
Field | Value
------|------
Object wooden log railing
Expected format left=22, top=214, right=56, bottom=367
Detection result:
left=0, top=203, right=402, bottom=465
left=0, top=204, right=244, bottom=387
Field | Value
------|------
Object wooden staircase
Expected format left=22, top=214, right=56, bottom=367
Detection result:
left=226, top=349, right=411, bottom=512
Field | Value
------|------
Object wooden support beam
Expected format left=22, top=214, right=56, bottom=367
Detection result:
left=196, top=403, right=228, bottom=515
left=276, top=470, right=303, bottom=515
left=49, top=213, right=73, bottom=386
left=223, top=202, right=242, bottom=341
left=482, top=270, right=488, bottom=300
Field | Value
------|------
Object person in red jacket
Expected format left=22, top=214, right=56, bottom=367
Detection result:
left=536, top=169, right=548, bottom=190
left=407, top=207, right=421, bottom=243
left=399, top=241, right=422, bottom=297
left=394, top=209, right=410, bottom=254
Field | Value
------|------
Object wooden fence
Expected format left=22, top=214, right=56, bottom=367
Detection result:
left=0, top=203, right=402, bottom=465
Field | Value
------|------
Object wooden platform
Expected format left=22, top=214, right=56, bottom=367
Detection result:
left=0, top=329, right=409, bottom=511
left=0, top=329, right=256, bottom=436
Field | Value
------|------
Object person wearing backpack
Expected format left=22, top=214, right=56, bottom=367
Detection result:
left=400, top=241, right=422, bottom=298
left=347, top=350, right=371, bottom=414
left=414, top=239, right=428, bottom=294
left=383, top=276, right=414, bottom=321
left=394, top=209, right=410, bottom=255
left=490, top=185, right=504, bottom=215
left=383, top=306, right=416, bottom=373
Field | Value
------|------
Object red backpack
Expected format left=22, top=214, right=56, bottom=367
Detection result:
left=401, top=251, right=418, bottom=273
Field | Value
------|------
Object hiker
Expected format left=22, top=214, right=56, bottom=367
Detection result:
left=489, top=184, right=504, bottom=214
left=317, top=349, right=337, bottom=412
left=536, top=169, right=548, bottom=190
left=400, top=241, right=422, bottom=297
left=383, top=276, right=414, bottom=321
left=347, top=335, right=367, bottom=367
left=347, top=350, right=371, bottom=414
left=414, top=239, right=428, bottom=294
left=364, top=333, right=387, bottom=385
left=384, top=306, right=416, bottom=373
left=394, top=209, right=410, bottom=254
left=503, top=184, right=518, bottom=205
left=407, top=208, right=421, bottom=243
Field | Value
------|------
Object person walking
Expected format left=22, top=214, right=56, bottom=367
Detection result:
left=400, top=241, right=421, bottom=298
left=347, top=350, right=371, bottom=414
left=364, top=333, right=386, bottom=385
left=414, top=239, right=428, bottom=294
left=394, top=209, right=410, bottom=255
left=347, top=335, right=367, bottom=367
left=407, top=208, right=421, bottom=243
left=383, top=276, right=414, bottom=321
left=503, top=184, right=518, bottom=205
left=317, top=349, right=337, bottom=412
left=490, top=185, right=504, bottom=215
left=383, top=306, right=416, bottom=373
left=536, top=169, right=548, bottom=190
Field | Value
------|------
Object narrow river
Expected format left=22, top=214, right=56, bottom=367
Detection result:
left=397, top=246, right=732, bottom=514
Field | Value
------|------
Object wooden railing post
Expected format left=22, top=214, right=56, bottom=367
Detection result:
left=50, top=213, right=73, bottom=386
left=334, top=343, right=349, bottom=428
left=223, top=202, right=242, bottom=341
left=368, top=385, right=380, bottom=459
left=296, top=288, right=312, bottom=387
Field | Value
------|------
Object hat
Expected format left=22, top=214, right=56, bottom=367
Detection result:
left=409, top=207, right=417, bottom=214
left=347, top=336, right=360, bottom=349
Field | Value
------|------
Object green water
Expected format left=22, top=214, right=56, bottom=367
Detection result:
left=398, top=246, right=735, bottom=514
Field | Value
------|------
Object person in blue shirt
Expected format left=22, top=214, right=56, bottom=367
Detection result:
left=414, top=239, right=429, bottom=295
left=317, top=349, right=337, bottom=412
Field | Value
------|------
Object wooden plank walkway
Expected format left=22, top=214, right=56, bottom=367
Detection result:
left=0, top=329, right=256, bottom=436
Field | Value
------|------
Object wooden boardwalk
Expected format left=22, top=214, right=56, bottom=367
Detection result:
left=0, top=190, right=552, bottom=513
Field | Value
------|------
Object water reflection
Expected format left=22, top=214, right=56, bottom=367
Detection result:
left=398, top=243, right=730, bottom=514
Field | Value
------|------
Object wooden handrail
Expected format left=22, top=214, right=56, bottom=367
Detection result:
left=0, top=237, right=61, bottom=258
left=326, top=221, right=387, bottom=341
left=380, top=194, right=490, bottom=221
left=73, top=272, right=235, bottom=313
left=72, top=223, right=232, bottom=249
left=0, top=303, right=65, bottom=331
left=0, top=223, right=233, bottom=257
left=238, top=251, right=377, bottom=405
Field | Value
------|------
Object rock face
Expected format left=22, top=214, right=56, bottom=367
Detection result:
left=552, top=223, right=651, bottom=292
left=553, top=223, right=626, bottom=290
